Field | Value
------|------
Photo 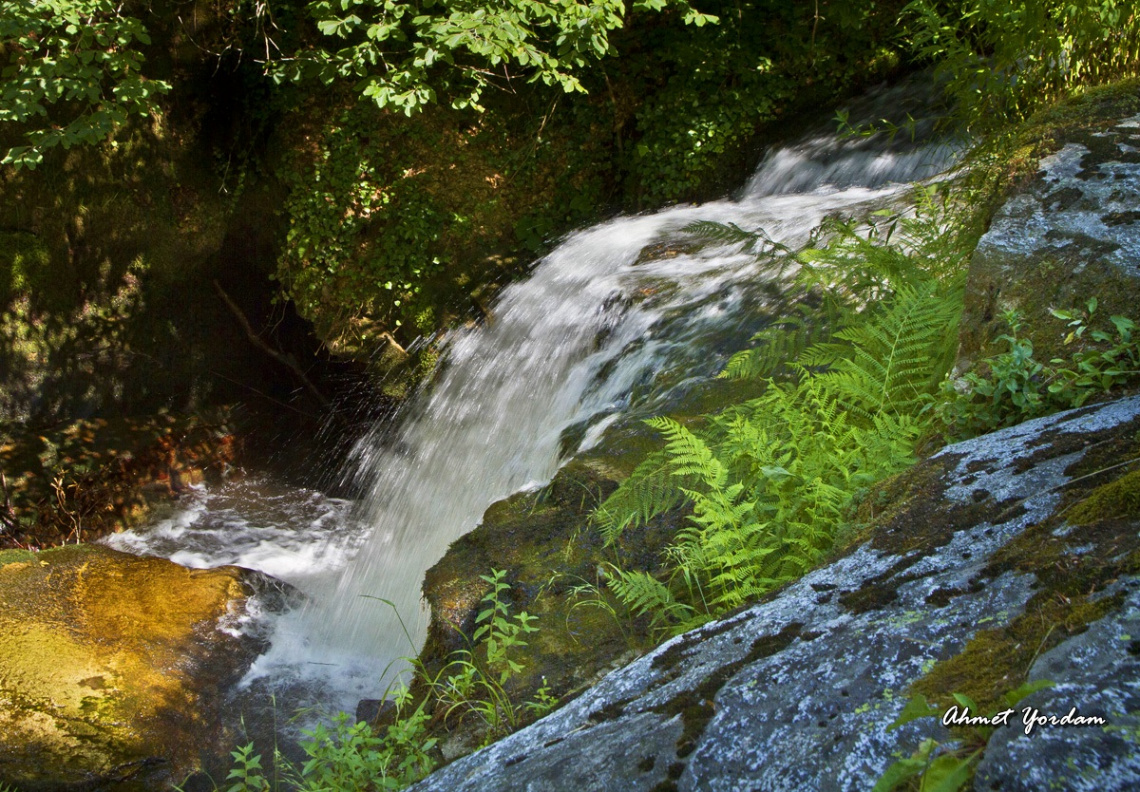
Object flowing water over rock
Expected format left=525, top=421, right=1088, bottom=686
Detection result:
left=107, top=85, right=961, bottom=715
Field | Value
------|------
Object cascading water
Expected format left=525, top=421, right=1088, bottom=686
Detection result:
left=106, top=81, right=963, bottom=716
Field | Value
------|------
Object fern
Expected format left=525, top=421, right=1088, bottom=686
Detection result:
left=812, top=276, right=965, bottom=419
left=647, top=417, right=727, bottom=487
left=682, top=219, right=793, bottom=258
left=592, top=449, right=687, bottom=544
left=596, top=186, right=974, bottom=636
left=720, top=300, right=843, bottom=382
left=605, top=567, right=698, bottom=630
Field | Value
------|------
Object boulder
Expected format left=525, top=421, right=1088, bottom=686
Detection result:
left=408, top=393, right=1140, bottom=791
left=408, top=96, right=1140, bottom=788
left=0, top=544, right=284, bottom=790
left=959, top=110, right=1140, bottom=371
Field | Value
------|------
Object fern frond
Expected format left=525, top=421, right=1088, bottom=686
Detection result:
left=593, top=187, right=974, bottom=634
left=591, top=449, right=682, bottom=545
left=646, top=416, right=727, bottom=489
left=682, top=220, right=793, bottom=259
left=720, top=301, right=841, bottom=381
left=814, top=276, right=964, bottom=419
left=605, top=567, right=695, bottom=627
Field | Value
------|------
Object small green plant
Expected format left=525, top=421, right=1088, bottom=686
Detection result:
left=220, top=569, right=552, bottom=790
left=295, top=693, right=436, bottom=791
left=874, top=681, right=1054, bottom=792
left=937, top=300, right=1140, bottom=438
left=218, top=688, right=436, bottom=792
left=225, top=742, right=272, bottom=792
left=430, top=569, right=549, bottom=741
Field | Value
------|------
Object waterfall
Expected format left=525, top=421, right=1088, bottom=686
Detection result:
left=239, top=98, right=958, bottom=711
left=106, top=80, right=963, bottom=714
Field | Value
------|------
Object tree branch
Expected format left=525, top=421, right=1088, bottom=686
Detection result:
left=213, top=280, right=331, bottom=410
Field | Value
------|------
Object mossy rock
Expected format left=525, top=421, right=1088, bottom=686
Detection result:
left=416, top=416, right=691, bottom=751
left=0, top=545, right=275, bottom=790
left=958, top=88, right=1140, bottom=373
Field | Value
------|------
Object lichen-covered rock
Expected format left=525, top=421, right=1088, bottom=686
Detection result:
left=959, top=111, right=1140, bottom=370
left=408, top=394, right=1140, bottom=792
left=0, top=544, right=283, bottom=790
left=407, top=96, right=1140, bottom=789
left=975, top=578, right=1140, bottom=791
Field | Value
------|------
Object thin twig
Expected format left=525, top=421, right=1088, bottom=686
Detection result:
left=0, top=472, right=15, bottom=532
left=207, top=370, right=323, bottom=420
left=213, top=280, right=331, bottom=409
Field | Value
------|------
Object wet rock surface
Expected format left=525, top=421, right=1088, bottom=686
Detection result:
left=410, top=395, right=1140, bottom=791
left=0, top=545, right=282, bottom=791
left=408, top=100, right=1140, bottom=790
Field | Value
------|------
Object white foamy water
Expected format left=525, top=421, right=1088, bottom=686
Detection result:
left=103, top=477, right=368, bottom=585
left=107, top=83, right=964, bottom=716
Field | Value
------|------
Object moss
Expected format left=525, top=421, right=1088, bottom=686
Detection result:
left=909, top=426, right=1140, bottom=714
left=955, top=79, right=1140, bottom=374
left=910, top=593, right=1120, bottom=715
left=0, top=548, right=37, bottom=565
left=1067, top=467, right=1140, bottom=525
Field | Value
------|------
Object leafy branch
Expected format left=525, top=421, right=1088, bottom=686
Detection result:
left=278, top=0, right=718, bottom=115
left=0, top=0, right=170, bottom=169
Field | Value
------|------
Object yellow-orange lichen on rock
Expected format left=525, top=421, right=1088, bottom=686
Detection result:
left=0, top=544, right=260, bottom=790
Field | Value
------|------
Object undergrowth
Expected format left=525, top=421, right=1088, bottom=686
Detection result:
left=215, top=570, right=554, bottom=792
left=937, top=299, right=1140, bottom=438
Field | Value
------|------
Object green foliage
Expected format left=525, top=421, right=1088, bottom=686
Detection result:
left=621, top=0, right=908, bottom=205
left=266, top=0, right=921, bottom=344
left=473, top=569, right=538, bottom=684
left=592, top=448, right=689, bottom=545
left=905, top=0, right=1140, bottom=130
left=221, top=688, right=437, bottom=792
left=811, top=278, right=964, bottom=419
left=0, top=0, right=170, bottom=169
left=719, top=302, right=841, bottom=382
left=226, top=743, right=272, bottom=792
left=630, top=66, right=787, bottom=203
left=284, top=0, right=717, bottom=115
left=595, top=189, right=973, bottom=633
left=874, top=681, right=1054, bottom=792
left=937, top=300, right=1140, bottom=438
left=429, top=569, right=552, bottom=740
left=296, top=696, right=436, bottom=791
left=221, top=570, right=552, bottom=790
left=274, top=101, right=452, bottom=341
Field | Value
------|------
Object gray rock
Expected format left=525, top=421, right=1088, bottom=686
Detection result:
left=958, top=113, right=1140, bottom=371
left=409, top=395, right=1140, bottom=792
left=976, top=578, right=1140, bottom=791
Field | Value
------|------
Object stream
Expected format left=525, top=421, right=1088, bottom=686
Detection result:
left=103, top=79, right=962, bottom=722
